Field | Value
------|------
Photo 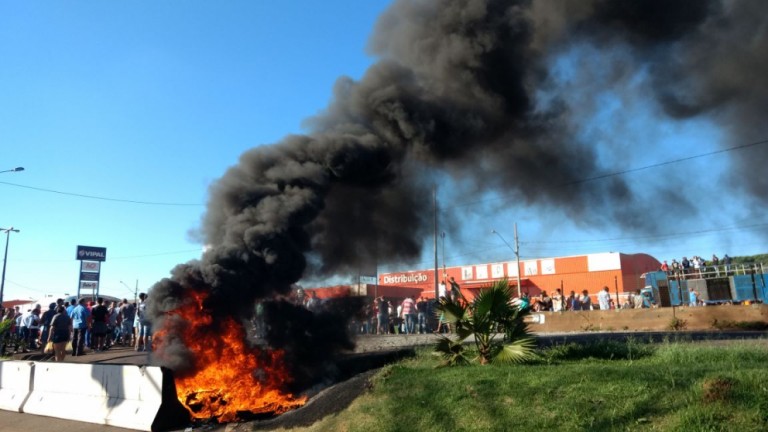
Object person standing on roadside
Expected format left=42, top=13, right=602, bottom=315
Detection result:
left=90, top=297, right=109, bottom=351
left=24, top=307, right=42, bottom=349
left=567, top=290, right=579, bottom=311
left=66, top=299, right=76, bottom=316
left=134, top=293, right=151, bottom=352
left=416, top=297, right=429, bottom=333
left=688, top=288, right=699, bottom=307
left=400, top=295, right=417, bottom=334
left=69, top=298, right=90, bottom=356
left=579, top=290, right=593, bottom=311
left=39, top=303, right=57, bottom=349
left=106, top=301, right=119, bottom=348
left=552, top=289, right=564, bottom=312
left=120, top=299, right=136, bottom=347
left=598, top=286, right=611, bottom=310
left=376, top=296, right=390, bottom=335
left=48, top=306, right=72, bottom=362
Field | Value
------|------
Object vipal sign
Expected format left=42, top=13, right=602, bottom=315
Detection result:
left=76, top=245, right=107, bottom=262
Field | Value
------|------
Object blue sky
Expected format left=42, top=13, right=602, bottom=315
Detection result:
left=1, top=1, right=764, bottom=302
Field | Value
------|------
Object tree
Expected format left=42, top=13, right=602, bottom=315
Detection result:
left=434, top=279, right=535, bottom=366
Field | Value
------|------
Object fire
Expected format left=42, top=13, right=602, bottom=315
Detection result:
left=155, top=291, right=306, bottom=422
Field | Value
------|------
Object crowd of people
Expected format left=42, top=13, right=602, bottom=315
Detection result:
left=526, top=287, right=656, bottom=312
left=348, top=287, right=645, bottom=336
left=344, top=295, right=437, bottom=335
left=0, top=293, right=152, bottom=361
left=281, top=277, right=718, bottom=338
left=659, top=254, right=734, bottom=278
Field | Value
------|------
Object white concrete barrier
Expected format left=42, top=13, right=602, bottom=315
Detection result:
left=22, top=363, right=165, bottom=431
left=0, top=360, right=34, bottom=412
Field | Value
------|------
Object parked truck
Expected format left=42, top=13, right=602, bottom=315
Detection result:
left=641, top=265, right=768, bottom=307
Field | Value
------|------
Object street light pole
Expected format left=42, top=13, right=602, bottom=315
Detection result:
left=0, top=167, right=24, bottom=174
left=0, top=227, right=20, bottom=307
left=492, top=227, right=522, bottom=298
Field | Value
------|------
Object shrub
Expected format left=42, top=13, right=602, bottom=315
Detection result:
left=434, top=279, right=535, bottom=366
left=669, top=317, right=688, bottom=331
left=711, top=319, right=768, bottom=331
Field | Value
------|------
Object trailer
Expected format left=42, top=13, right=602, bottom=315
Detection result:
left=642, top=266, right=768, bottom=306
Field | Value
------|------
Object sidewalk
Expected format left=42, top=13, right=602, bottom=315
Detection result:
left=9, top=343, right=152, bottom=366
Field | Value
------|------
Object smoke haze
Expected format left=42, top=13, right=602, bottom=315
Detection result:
left=148, top=0, right=768, bottom=388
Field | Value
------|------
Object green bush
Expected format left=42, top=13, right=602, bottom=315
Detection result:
left=669, top=317, right=688, bottom=331
left=711, top=318, right=768, bottom=331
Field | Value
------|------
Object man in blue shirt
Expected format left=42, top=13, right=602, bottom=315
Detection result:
left=65, top=299, right=76, bottom=316
left=688, top=288, right=699, bottom=307
left=69, top=298, right=91, bottom=356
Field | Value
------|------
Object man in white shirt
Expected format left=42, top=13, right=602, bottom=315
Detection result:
left=597, top=287, right=611, bottom=310
left=23, top=306, right=42, bottom=349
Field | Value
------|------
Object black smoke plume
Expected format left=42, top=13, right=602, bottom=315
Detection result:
left=148, top=0, right=768, bottom=390
left=261, top=297, right=363, bottom=392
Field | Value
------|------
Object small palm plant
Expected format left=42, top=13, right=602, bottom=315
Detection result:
left=434, top=279, right=535, bottom=365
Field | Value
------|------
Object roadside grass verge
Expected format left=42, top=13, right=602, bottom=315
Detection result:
left=278, top=341, right=768, bottom=432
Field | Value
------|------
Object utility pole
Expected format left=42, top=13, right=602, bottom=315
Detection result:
left=441, top=231, right=446, bottom=278
left=433, top=186, right=439, bottom=300
left=492, top=225, right=522, bottom=298
left=514, top=223, right=522, bottom=298
left=0, top=227, right=20, bottom=306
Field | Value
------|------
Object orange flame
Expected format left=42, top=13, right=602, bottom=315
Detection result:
left=155, top=291, right=306, bottom=422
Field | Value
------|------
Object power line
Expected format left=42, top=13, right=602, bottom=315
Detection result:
left=416, top=220, right=768, bottom=270
left=522, top=222, right=768, bottom=245
left=109, top=249, right=202, bottom=260
left=0, top=180, right=203, bottom=206
left=4, top=279, right=48, bottom=294
left=9, top=248, right=202, bottom=263
left=456, top=138, right=768, bottom=208
left=2, top=138, right=765, bottom=209
left=562, top=138, right=768, bottom=187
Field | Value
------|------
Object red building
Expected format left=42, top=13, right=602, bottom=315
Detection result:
left=378, top=252, right=661, bottom=300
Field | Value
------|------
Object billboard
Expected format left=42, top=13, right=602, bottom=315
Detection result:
left=76, top=245, right=106, bottom=298
left=76, top=245, right=107, bottom=262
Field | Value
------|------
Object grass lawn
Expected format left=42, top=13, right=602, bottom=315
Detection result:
left=278, top=340, right=768, bottom=432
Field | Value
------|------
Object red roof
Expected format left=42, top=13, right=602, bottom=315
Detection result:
left=1, top=299, right=32, bottom=309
